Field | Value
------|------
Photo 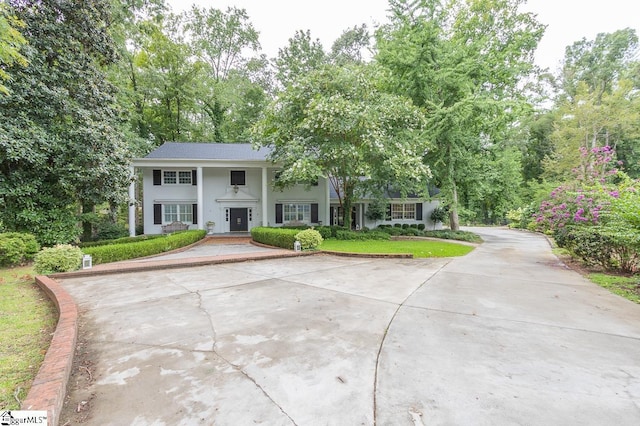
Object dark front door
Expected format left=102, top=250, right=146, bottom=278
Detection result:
left=229, top=208, right=248, bottom=232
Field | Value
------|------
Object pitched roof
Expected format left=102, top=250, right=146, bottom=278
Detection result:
left=144, top=142, right=272, bottom=161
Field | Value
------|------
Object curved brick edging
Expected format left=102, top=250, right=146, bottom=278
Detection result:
left=21, top=275, right=78, bottom=426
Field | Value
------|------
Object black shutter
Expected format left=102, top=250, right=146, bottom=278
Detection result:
left=192, top=170, right=197, bottom=186
left=386, top=204, right=392, bottom=221
left=154, top=204, right=162, bottom=224
left=416, top=203, right=423, bottom=220
left=275, top=204, right=283, bottom=224
left=153, top=170, right=162, bottom=186
left=192, top=204, right=198, bottom=224
left=311, top=203, right=319, bottom=223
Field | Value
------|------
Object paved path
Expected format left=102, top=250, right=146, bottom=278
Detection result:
left=57, top=228, right=640, bottom=425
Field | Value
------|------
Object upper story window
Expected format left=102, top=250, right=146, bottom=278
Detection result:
left=163, top=170, right=192, bottom=185
left=230, top=170, right=246, bottom=186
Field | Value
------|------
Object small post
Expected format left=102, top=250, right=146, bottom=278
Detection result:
left=82, top=254, right=92, bottom=269
left=294, top=241, right=301, bottom=252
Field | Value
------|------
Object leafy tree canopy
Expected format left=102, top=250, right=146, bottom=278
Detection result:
left=253, top=64, right=431, bottom=229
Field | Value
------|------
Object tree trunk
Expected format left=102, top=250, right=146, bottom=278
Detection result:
left=81, top=201, right=95, bottom=242
left=449, top=183, right=460, bottom=231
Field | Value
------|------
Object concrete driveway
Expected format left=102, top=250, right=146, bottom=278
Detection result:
left=58, top=228, right=640, bottom=425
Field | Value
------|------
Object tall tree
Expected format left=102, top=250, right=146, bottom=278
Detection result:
left=274, top=29, right=326, bottom=88
left=330, top=24, right=371, bottom=65
left=254, top=64, right=431, bottom=229
left=0, top=0, right=131, bottom=244
left=0, top=3, right=27, bottom=94
left=376, top=0, right=543, bottom=229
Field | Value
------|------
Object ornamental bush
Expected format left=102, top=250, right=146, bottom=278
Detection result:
left=34, top=244, right=83, bottom=274
left=294, top=229, right=323, bottom=250
left=334, top=230, right=390, bottom=241
left=561, top=226, right=640, bottom=273
left=0, top=232, right=40, bottom=267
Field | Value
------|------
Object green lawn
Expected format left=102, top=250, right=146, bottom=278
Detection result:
left=319, top=239, right=475, bottom=258
left=0, top=266, right=57, bottom=409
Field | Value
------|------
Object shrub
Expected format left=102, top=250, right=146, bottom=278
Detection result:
left=401, top=228, right=423, bottom=236
left=430, top=206, right=448, bottom=224
left=0, top=232, right=40, bottom=266
left=294, top=229, right=323, bottom=250
left=83, top=230, right=206, bottom=264
left=79, top=234, right=165, bottom=248
left=423, top=230, right=483, bottom=243
left=394, top=223, right=402, bottom=228
left=95, top=221, right=129, bottom=241
left=34, top=244, right=84, bottom=274
left=417, top=224, right=425, bottom=231
left=562, top=226, right=640, bottom=273
left=334, top=230, right=390, bottom=241
left=251, top=227, right=299, bottom=249
left=315, top=226, right=333, bottom=240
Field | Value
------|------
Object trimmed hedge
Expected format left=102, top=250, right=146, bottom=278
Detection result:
left=251, top=227, right=299, bottom=249
left=423, top=230, right=483, bottom=243
left=79, top=234, right=165, bottom=248
left=83, top=230, right=206, bottom=264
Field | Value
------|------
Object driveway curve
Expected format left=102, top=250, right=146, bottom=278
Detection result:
left=58, top=228, right=640, bottom=425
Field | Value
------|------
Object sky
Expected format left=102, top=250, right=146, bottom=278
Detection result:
left=166, top=0, right=640, bottom=71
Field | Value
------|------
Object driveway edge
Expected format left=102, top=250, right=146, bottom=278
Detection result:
left=21, top=275, right=77, bottom=426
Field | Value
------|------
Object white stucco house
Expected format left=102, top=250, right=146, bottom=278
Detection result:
left=128, top=142, right=440, bottom=235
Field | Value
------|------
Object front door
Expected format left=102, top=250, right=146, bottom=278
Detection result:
left=229, top=208, right=248, bottom=232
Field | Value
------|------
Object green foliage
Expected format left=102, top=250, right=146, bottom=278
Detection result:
left=79, top=234, right=165, bottom=248
left=95, top=221, right=129, bottom=241
left=34, top=244, right=83, bottom=274
left=250, top=227, right=299, bottom=249
left=1, top=0, right=132, bottom=245
left=559, top=226, right=640, bottom=273
left=254, top=63, right=431, bottom=230
left=294, top=229, right=324, bottom=250
left=376, top=0, right=543, bottom=230
left=0, top=232, right=39, bottom=266
left=0, top=236, right=25, bottom=267
left=334, top=230, right=390, bottom=241
left=423, top=230, right=483, bottom=243
left=365, top=198, right=387, bottom=222
left=0, top=3, right=28, bottom=95
left=82, top=230, right=206, bottom=264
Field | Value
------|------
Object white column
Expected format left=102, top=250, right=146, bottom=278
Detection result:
left=262, top=167, right=268, bottom=226
left=325, top=177, right=330, bottom=226
left=128, top=165, right=136, bottom=237
left=197, top=166, right=204, bottom=230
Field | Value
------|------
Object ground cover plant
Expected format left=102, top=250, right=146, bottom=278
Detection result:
left=319, top=239, right=474, bottom=258
left=0, top=266, right=56, bottom=409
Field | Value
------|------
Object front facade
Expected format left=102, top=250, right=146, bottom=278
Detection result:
left=129, top=142, right=440, bottom=235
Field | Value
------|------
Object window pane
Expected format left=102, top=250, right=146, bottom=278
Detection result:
left=404, top=204, right=416, bottom=220
left=163, top=171, right=177, bottom=184
left=231, top=170, right=246, bottom=185
left=392, top=204, right=403, bottom=220
left=164, top=204, right=177, bottom=222
left=178, top=171, right=192, bottom=184
left=178, top=204, right=193, bottom=222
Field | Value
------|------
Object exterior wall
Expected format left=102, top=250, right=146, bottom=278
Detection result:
left=330, top=199, right=443, bottom=230
left=140, top=165, right=329, bottom=234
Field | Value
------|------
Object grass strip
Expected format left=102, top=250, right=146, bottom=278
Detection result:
left=0, top=266, right=57, bottom=409
left=320, top=239, right=475, bottom=258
